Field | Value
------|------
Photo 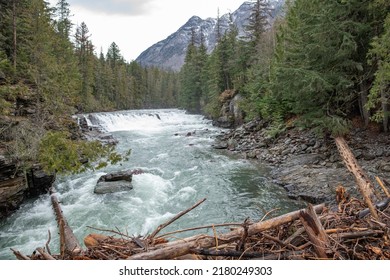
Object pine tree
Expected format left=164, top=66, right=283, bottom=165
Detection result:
left=75, top=22, right=95, bottom=111
left=55, top=0, right=72, bottom=40
left=267, top=0, right=370, bottom=135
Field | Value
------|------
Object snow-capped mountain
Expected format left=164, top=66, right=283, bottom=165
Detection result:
left=136, top=0, right=285, bottom=71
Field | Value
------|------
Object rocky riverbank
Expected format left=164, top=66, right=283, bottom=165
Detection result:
left=0, top=156, right=55, bottom=219
left=213, top=118, right=390, bottom=204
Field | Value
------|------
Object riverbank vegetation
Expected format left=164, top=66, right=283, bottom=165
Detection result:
left=179, top=0, right=390, bottom=135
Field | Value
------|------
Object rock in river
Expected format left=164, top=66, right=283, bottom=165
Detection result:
left=94, top=170, right=134, bottom=194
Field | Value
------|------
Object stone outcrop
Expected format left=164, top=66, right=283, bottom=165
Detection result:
left=0, top=156, right=27, bottom=219
left=212, top=90, right=245, bottom=129
left=76, top=115, right=118, bottom=145
left=94, top=170, right=135, bottom=194
left=0, top=157, right=55, bottom=219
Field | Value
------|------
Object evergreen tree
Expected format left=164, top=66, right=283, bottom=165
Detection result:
left=367, top=13, right=390, bottom=132
left=75, top=22, right=95, bottom=111
left=55, top=0, right=72, bottom=40
left=267, top=0, right=369, bottom=134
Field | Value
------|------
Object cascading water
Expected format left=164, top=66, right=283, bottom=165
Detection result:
left=0, top=109, right=303, bottom=259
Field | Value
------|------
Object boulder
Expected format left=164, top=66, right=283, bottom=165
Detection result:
left=229, top=93, right=245, bottom=126
left=25, top=166, right=56, bottom=197
left=212, top=140, right=228, bottom=149
left=98, top=170, right=133, bottom=183
left=94, top=181, right=133, bottom=194
left=94, top=170, right=134, bottom=194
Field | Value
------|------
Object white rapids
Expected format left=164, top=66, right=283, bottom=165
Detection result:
left=0, top=109, right=303, bottom=259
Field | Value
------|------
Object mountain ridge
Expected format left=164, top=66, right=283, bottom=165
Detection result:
left=136, top=1, right=284, bottom=71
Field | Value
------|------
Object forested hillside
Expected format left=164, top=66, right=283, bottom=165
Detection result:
left=0, top=0, right=179, bottom=173
left=179, top=0, right=390, bottom=135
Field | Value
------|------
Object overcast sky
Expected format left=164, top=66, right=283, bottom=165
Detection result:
left=48, top=0, right=247, bottom=61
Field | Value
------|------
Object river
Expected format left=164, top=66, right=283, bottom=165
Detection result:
left=0, top=109, right=304, bottom=259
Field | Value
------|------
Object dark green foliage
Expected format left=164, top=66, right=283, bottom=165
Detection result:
left=366, top=12, right=390, bottom=132
left=38, top=131, right=129, bottom=174
left=180, top=0, right=390, bottom=137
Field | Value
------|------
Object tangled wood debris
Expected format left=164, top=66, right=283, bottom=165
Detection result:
left=11, top=136, right=390, bottom=260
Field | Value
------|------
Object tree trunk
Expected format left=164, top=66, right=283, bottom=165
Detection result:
left=49, top=188, right=83, bottom=256
left=381, top=87, right=388, bottom=132
left=360, top=82, right=371, bottom=127
left=334, top=137, right=379, bottom=220
left=12, top=0, right=17, bottom=70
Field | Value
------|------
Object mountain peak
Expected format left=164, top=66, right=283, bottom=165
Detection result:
left=136, top=0, right=284, bottom=71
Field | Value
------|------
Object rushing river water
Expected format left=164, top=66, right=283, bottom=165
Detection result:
left=0, top=109, right=304, bottom=259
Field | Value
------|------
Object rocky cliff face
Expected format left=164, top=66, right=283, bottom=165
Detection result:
left=136, top=0, right=285, bottom=71
left=0, top=156, right=55, bottom=219
left=0, top=156, right=26, bottom=219
left=0, top=95, right=56, bottom=219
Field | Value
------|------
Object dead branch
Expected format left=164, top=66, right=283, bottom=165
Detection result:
left=156, top=222, right=245, bottom=239
left=236, top=218, right=250, bottom=251
left=331, top=230, right=384, bottom=240
left=45, top=230, right=52, bottom=255
left=299, top=204, right=330, bottom=259
left=149, top=198, right=206, bottom=240
left=10, top=248, right=30, bottom=260
left=376, top=177, right=390, bottom=198
left=36, top=247, right=55, bottom=260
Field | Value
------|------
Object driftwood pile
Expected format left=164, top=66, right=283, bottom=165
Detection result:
left=11, top=136, right=390, bottom=260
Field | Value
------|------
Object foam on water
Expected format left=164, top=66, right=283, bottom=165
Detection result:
left=85, top=109, right=212, bottom=135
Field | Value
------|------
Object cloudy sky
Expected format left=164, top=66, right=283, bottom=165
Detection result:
left=48, top=0, right=247, bottom=61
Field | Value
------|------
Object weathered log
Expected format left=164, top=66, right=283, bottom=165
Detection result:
left=331, top=230, right=384, bottom=240
left=49, top=187, right=82, bottom=255
left=127, top=204, right=325, bottom=260
left=299, top=204, right=330, bottom=259
left=10, top=248, right=30, bottom=260
left=334, top=137, right=379, bottom=220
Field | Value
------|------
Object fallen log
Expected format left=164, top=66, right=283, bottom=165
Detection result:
left=127, top=204, right=325, bottom=260
left=335, top=137, right=379, bottom=220
left=49, top=187, right=82, bottom=256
